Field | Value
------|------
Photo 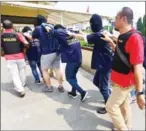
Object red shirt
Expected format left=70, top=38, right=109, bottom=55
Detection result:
left=111, top=29, right=144, bottom=88
left=1, top=29, right=28, bottom=60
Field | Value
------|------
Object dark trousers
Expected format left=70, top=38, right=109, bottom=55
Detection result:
left=65, top=62, right=85, bottom=94
left=93, top=68, right=111, bottom=103
left=29, top=60, right=43, bottom=81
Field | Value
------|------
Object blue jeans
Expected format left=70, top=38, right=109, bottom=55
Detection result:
left=93, top=68, right=111, bottom=103
left=65, top=62, right=85, bottom=95
left=29, top=60, right=43, bottom=81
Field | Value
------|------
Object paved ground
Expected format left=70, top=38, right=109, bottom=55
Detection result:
left=1, top=58, right=145, bottom=130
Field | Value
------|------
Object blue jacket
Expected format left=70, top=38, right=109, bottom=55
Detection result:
left=50, top=28, right=82, bottom=63
left=88, top=14, right=113, bottom=70
left=87, top=32, right=113, bottom=70
left=32, top=25, right=59, bottom=55
left=26, top=39, right=41, bottom=61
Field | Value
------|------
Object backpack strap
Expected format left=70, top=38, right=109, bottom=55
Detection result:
left=116, top=45, right=132, bottom=68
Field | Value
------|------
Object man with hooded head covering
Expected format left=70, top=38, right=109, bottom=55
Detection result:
left=66, top=14, right=113, bottom=114
left=41, top=23, right=88, bottom=102
left=24, top=15, right=64, bottom=93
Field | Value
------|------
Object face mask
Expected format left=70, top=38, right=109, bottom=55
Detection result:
left=90, top=14, right=103, bottom=32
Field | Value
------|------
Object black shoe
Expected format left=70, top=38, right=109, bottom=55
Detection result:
left=35, top=80, right=41, bottom=84
left=68, top=92, right=77, bottom=98
left=97, top=107, right=107, bottom=114
left=81, top=91, right=88, bottom=102
left=23, top=84, right=26, bottom=87
left=18, top=91, right=25, bottom=98
left=58, top=86, right=65, bottom=92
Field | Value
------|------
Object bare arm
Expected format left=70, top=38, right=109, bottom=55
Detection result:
left=70, top=33, right=85, bottom=40
left=134, top=64, right=144, bottom=92
left=23, top=40, right=29, bottom=49
left=134, top=64, right=145, bottom=110
left=45, top=26, right=87, bottom=41
left=0, top=48, right=5, bottom=57
left=23, top=32, right=33, bottom=41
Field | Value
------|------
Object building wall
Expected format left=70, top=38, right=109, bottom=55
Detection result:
left=81, top=48, right=96, bottom=74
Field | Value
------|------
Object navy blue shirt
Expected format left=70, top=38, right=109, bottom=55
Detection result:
left=26, top=39, right=41, bottom=61
left=51, top=29, right=82, bottom=63
left=86, top=32, right=113, bottom=70
left=32, top=26, right=58, bottom=55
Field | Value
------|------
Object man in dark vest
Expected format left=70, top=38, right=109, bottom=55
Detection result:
left=66, top=14, right=113, bottom=114
left=1, top=20, right=29, bottom=97
left=101, top=7, right=145, bottom=130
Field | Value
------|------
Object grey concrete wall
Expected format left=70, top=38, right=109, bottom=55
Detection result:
left=81, top=48, right=95, bottom=74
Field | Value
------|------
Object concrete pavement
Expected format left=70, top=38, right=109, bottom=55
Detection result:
left=1, top=58, right=145, bottom=130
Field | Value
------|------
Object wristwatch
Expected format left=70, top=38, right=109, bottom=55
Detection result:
left=136, top=91, right=144, bottom=96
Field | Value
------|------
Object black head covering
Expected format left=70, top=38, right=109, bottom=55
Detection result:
left=22, top=26, right=32, bottom=33
left=54, top=24, right=66, bottom=30
left=90, top=14, right=103, bottom=32
left=36, top=15, right=47, bottom=26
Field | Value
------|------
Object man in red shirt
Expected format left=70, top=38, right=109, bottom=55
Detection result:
left=1, top=20, right=29, bottom=97
left=101, top=7, right=145, bottom=130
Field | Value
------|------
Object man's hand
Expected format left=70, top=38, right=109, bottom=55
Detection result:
left=101, top=32, right=113, bottom=43
left=101, top=32, right=116, bottom=52
left=1, top=51, right=5, bottom=57
left=111, top=35, right=118, bottom=43
left=66, top=30, right=74, bottom=36
left=45, top=26, right=51, bottom=32
left=137, top=95, right=145, bottom=110
left=23, top=32, right=30, bottom=38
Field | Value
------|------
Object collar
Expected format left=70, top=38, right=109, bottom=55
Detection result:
left=3, top=29, right=14, bottom=33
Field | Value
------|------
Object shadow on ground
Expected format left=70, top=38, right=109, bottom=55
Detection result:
left=1, top=72, right=113, bottom=130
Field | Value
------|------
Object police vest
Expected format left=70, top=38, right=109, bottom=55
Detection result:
left=112, top=31, right=135, bottom=74
left=1, top=33, right=23, bottom=55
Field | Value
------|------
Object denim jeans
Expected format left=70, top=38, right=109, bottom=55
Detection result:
left=65, top=62, right=85, bottom=94
left=29, top=60, right=43, bottom=81
left=93, top=68, right=111, bottom=103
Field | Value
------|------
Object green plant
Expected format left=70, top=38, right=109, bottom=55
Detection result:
left=82, top=30, right=92, bottom=34
left=80, top=40, right=88, bottom=47
left=137, top=15, right=146, bottom=36
left=80, top=40, right=94, bottom=49
left=103, top=25, right=113, bottom=33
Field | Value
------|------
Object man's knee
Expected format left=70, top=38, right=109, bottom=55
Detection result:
left=66, top=78, right=71, bottom=83
left=67, top=78, right=74, bottom=85
left=42, top=67, right=48, bottom=73
left=105, top=99, right=114, bottom=113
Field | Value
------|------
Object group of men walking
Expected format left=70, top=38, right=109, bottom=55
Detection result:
left=1, top=6, right=145, bottom=131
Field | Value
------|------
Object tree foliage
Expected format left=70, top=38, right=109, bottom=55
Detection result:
left=137, top=15, right=146, bottom=36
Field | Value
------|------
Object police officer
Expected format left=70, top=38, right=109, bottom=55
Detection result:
left=1, top=20, right=29, bottom=97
